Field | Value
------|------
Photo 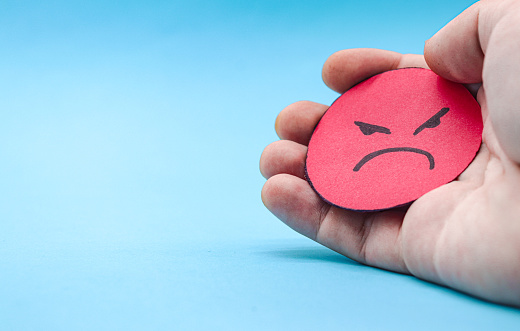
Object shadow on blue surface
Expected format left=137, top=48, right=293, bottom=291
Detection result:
left=261, top=245, right=363, bottom=266
left=261, top=243, right=520, bottom=313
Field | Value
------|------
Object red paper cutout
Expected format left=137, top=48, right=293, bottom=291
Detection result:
left=305, top=68, right=483, bottom=211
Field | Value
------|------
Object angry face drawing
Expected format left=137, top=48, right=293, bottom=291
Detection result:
left=305, top=68, right=483, bottom=211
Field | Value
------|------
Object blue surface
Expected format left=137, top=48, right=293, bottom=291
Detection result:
left=0, top=0, right=519, bottom=329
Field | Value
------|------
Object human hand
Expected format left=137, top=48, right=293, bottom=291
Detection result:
left=260, top=0, right=520, bottom=306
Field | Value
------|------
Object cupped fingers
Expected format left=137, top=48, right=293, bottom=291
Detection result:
left=261, top=174, right=409, bottom=273
left=275, top=101, right=328, bottom=145
left=260, top=140, right=308, bottom=179
left=275, top=50, right=427, bottom=146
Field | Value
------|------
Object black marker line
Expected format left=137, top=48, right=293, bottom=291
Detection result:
left=354, top=121, right=391, bottom=135
left=353, top=147, right=435, bottom=171
left=413, top=107, right=450, bottom=135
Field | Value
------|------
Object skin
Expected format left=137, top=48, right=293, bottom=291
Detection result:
left=260, top=0, right=520, bottom=306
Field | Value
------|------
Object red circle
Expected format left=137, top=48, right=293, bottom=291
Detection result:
left=305, top=68, right=483, bottom=211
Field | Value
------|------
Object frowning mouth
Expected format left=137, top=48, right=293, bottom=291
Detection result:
left=353, top=147, right=435, bottom=172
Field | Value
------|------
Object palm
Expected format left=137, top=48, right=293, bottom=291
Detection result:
left=260, top=49, right=520, bottom=305
left=401, top=104, right=520, bottom=303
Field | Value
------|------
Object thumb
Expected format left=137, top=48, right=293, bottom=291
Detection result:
left=424, top=1, right=484, bottom=83
left=425, top=0, right=520, bottom=163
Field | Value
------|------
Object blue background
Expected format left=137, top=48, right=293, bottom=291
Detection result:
left=1, top=0, right=519, bottom=329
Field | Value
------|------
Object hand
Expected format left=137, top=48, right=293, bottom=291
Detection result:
left=260, top=0, right=520, bottom=306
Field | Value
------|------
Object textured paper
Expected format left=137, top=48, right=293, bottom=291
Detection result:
left=305, top=68, right=483, bottom=211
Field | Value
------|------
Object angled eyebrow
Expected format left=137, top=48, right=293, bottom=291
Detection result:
left=413, top=107, right=450, bottom=135
left=354, top=121, right=391, bottom=135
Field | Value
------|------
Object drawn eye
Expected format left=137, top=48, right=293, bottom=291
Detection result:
left=354, top=121, right=391, bottom=135
left=414, top=107, right=450, bottom=135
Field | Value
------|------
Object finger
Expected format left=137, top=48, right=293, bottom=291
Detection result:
left=423, top=1, right=485, bottom=83
left=262, top=174, right=409, bottom=273
left=317, top=204, right=408, bottom=273
left=322, top=48, right=427, bottom=93
left=261, top=174, right=329, bottom=239
left=260, top=140, right=307, bottom=179
left=275, top=101, right=328, bottom=145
